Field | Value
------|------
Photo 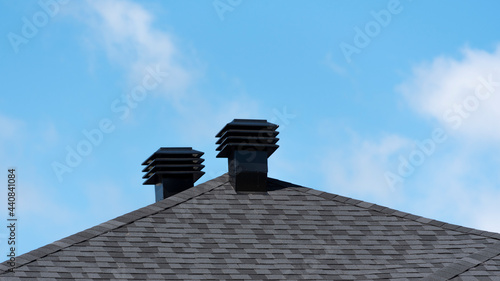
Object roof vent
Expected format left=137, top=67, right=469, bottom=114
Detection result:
left=142, top=147, right=205, bottom=202
left=216, top=119, right=279, bottom=192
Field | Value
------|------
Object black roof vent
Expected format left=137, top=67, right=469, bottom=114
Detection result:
left=142, top=147, right=205, bottom=202
left=216, top=119, right=279, bottom=192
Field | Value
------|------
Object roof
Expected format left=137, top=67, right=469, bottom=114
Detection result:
left=2, top=174, right=500, bottom=280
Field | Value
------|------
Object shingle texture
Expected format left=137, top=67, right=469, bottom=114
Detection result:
left=1, top=174, right=500, bottom=280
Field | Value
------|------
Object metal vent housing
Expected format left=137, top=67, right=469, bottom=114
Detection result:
left=142, top=147, right=204, bottom=201
left=216, top=119, right=279, bottom=192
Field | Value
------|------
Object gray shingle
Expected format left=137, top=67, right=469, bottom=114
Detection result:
left=1, top=174, right=499, bottom=280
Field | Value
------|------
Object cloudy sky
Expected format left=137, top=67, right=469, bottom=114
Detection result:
left=2, top=0, right=500, bottom=256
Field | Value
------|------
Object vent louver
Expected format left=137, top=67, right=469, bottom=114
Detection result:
left=216, top=119, right=279, bottom=192
left=142, top=147, right=205, bottom=202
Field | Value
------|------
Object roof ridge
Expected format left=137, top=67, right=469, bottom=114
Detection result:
left=423, top=241, right=500, bottom=280
left=269, top=177, right=500, bottom=240
left=0, top=174, right=229, bottom=275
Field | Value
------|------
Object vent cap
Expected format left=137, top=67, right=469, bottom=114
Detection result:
left=142, top=147, right=204, bottom=201
left=216, top=119, right=279, bottom=192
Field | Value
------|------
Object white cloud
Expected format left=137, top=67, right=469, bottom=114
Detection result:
left=82, top=0, right=263, bottom=130
left=322, top=134, right=412, bottom=203
left=320, top=128, right=500, bottom=233
left=396, top=45, right=500, bottom=233
left=398, top=46, right=500, bottom=142
left=408, top=154, right=500, bottom=233
left=85, top=0, right=191, bottom=96
left=81, top=0, right=264, bottom=133
left=473, top=191, right=500, bottom=233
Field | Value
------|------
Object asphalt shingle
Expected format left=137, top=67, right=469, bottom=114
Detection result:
left=1, top=174, right=499, bottom=280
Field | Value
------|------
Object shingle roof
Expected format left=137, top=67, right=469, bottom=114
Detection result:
left=2, top=174, right=500, bottom=280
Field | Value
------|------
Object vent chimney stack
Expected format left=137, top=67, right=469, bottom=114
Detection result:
left=216, top=119, right=279, bottom=192
left=142, top=147, right=205, bottom=202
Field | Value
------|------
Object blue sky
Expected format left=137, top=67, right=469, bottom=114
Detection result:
left=2, top=0, right=500, bottom=256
